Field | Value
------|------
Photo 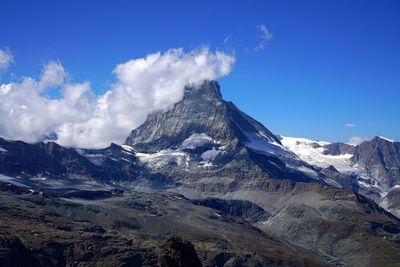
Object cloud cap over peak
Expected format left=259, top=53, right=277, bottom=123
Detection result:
left=0, top=47, right=235, bottom=148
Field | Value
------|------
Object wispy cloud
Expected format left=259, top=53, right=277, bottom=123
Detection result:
left=348, top=136, right=369, bottom=145
left=223, top=34, right=232, bottom=46
left=345, top=122, right=356, bottom=128
left=0, top=47, right=235, bottom=148
left=0, top=48, right=13, bottom=71
left=254, top=24, right=273, bottom=52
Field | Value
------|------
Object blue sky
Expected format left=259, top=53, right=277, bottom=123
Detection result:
left=0, top=0, right=399, bottom=143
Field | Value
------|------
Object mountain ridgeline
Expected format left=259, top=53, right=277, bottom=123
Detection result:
left=1, top=80, right=400, bottom=266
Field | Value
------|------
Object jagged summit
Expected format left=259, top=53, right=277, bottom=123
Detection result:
left=124, top=80, right=332, bottom=187
left=183, top=80, right=223, bottom=100
left=125, top=80, right=280, bottom=152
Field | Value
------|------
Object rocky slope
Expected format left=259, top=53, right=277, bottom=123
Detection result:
left=0, top=183, right=327, bottom=267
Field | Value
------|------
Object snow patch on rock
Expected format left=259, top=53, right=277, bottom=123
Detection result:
left=136, top=150, right=188, bottom=169
left=181, top=133, right=214, bottom=149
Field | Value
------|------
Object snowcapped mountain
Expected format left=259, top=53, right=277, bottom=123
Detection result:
left=1, top=80, right=400, bottom=266
left=124, top=80, right=337, bottom=188
left=122, top=81, right=400, bottom=265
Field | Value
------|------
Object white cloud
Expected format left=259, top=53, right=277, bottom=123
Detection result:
left=348, top=136, right=369, bottom=145
left=0, top=48, right=13, bottom=71
left=345, top=122, right=356, bottom=128
left=254, top=24, right=273, bottom=51
left=0, top=47, right=235, bottom=148
left=39, top=60, right=67, bottom=89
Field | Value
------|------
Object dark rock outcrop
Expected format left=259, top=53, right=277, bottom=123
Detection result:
left=0, top=235, right=41, bottom=267
left=322, top=142, right=355, bottom=156
left=158, top=237, right=202, bottom=267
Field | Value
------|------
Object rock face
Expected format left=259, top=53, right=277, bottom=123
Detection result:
left=322, top=142, right=355, bottom=156
left=351, top=137, right=400, bottom=188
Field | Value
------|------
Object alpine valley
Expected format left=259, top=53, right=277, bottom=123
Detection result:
left=1, top=81, right=400, bottom=267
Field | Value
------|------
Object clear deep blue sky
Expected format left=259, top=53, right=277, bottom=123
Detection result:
left=1, top=0, right=399, bottom=142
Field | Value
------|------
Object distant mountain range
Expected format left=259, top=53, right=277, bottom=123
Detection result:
left=279, top=135, right=400, bottom=216
left=1, top=80, right=400, bottom=266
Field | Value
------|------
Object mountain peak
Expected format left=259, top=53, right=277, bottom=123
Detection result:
left=183, top=80, right=222, bottom=101
left=124, top=80, right=283, bottom=153
left=373, top=136, right=395, bottom=143
left=124, top=80, right=235, bottom=152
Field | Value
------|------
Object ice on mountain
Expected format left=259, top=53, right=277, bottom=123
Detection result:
left=181, top=133, right=214, bottom=149
left=136, top=150, right=187, bottom=169
left=280, top=136, right=356, bottom=172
